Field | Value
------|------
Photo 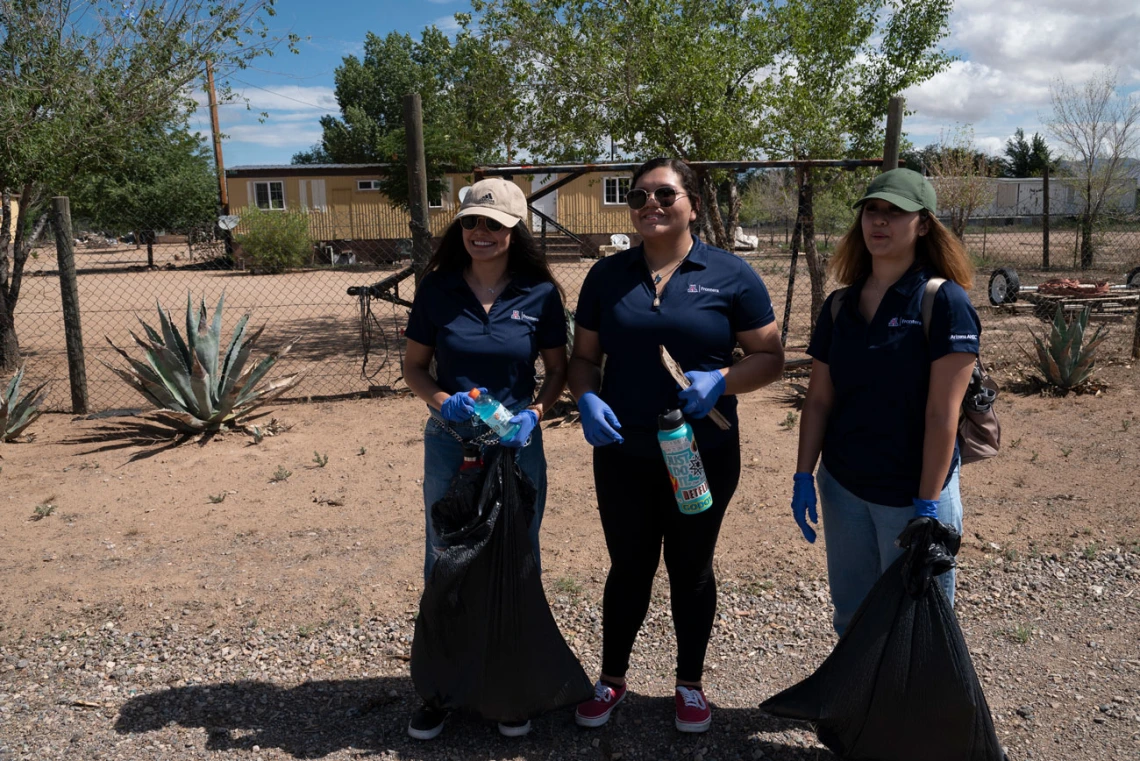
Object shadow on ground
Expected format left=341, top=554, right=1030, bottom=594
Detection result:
left=114, top=677, right=833, bottom=760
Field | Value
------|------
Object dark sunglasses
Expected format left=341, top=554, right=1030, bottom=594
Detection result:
left=626, top=186, right=686, bottom=210
left=459, top=215, right=505, bottom=232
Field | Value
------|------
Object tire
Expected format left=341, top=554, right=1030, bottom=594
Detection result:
left=1126, top=266, right=1140, bottom=289
left=988, top=267, right=1021, bottom=305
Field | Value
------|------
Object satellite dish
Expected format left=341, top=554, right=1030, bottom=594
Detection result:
left=217, top=215, right=240, bottom=231
left=458, top=186, right=471, bottom=203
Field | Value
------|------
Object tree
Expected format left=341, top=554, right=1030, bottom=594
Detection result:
left=1002, top=127, right=1057, bottom=178
left=0, top=0, right=295, bottom=371
left=302, top=24, right=521, bottom=207
left=758, top=0, right=954, bottom=328
left=473, top=0, right=781, bottom=250
left=923, top=126, right=997, bottom=239
left=1046, top=68, right=1140, bottom=269
left=69, top=126, right=218, bottom=239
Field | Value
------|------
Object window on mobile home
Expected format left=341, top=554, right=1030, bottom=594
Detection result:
left=603, top=177, right=630, bottom=205
left=254, top=181, right=285, bottom=210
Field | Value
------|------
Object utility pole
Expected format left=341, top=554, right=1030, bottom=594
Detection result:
left=206, top=61, right=229, bottom=214
left=404, top=93, right=432, bottom=285
left=882, top=96, right=905, bottom=172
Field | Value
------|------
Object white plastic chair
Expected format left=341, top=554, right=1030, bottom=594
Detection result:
left=610, top=234, right=631, bottom=250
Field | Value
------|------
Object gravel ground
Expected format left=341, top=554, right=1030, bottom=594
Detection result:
left=1, top=547, right=1137, bottom=761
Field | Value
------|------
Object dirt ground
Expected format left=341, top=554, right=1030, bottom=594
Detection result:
left=0, top=361, right=1138, bottom=760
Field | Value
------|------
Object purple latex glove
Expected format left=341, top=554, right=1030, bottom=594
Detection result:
left=912, top=497, right=940, bottom=519
left=678, top=370, right=726, bottom=419
left=792, top=472, right=818, bottom=543
left=500, top=409, right=538, bottom=448
left=577, top=392, right=623, bottom=447
left=440, top=388, right=484, bottom=422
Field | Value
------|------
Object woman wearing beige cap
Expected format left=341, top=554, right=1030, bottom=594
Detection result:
left=402, top=177, right=568, bottom=740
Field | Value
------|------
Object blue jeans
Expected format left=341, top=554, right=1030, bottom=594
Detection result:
left=818, top=462, right=963, bottom=637
left=422, top=410, right=547, bottom=581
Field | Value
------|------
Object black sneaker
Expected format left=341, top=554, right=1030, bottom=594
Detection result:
left=408, top=703, right=448, bottom=740
left=497, top=718, right=532, bottom=737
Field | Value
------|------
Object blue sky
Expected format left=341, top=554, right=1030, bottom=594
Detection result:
left=195, top=0, right=1140, bottom=168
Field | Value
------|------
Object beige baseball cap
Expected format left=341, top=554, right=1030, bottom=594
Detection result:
left=453, top=178, right=528, bottom=229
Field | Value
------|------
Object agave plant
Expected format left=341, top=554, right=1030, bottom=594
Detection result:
left=103, top=293, right=300, bottom=433
left=1, top=365, right=48, bottom=442
left=1027, top=305, right=1108, bottom=391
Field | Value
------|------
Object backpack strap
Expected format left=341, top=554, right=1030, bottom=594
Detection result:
left=920, top=277, right=947, bottom=341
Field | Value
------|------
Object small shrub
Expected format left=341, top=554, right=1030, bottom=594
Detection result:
left=235, top=206, right=314, bottom=274
left=553, top=577, right=583, bottom=596
left=1010, top=624, right=1032, bottom=644
left=31, top=502, right=56, bottom=521
left=357, top=446, right=367, bottom=456
left=208, top=493, right=227, bottom=504
left=780, top=411, right=798, bottom=430
left=1, top=365, right=48, bottom=442
left=270, top=466, right=292, bottom=483
left=313, top=451, right=329, bottom=468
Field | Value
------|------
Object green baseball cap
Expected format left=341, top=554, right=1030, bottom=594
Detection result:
left=853, top=168, right=937, bottom=213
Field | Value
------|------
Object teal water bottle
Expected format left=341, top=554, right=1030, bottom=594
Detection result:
left=657, top=409, right=713, bottom=515
left=468, top=388, right=519, bottom=439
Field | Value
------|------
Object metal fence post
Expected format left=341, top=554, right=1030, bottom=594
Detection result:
left=1042, top=165, right=1050, bottom=270
left=49, top=197, right=88, bottom=414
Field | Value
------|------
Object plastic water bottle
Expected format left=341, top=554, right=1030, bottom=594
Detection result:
left=657, top=409, right=713, bottom=515
left=468, top=388, right=519, bottom=439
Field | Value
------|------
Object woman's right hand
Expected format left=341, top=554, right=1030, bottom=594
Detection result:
left=577, top=392, right=624, bottom=447
left=440, top=390, right=478, bottom=422
left=791, top=472, right=818, bottom=543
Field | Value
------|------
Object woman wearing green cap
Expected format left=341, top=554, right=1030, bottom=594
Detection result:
left=789, top=168, right=981, bottom=636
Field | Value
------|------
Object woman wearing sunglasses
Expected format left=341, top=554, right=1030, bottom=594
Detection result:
left=790, top=169, right=979, bottom=637
left=569, top=158, right=785, bottom=733
left=402, top=177, right=568, bottom=740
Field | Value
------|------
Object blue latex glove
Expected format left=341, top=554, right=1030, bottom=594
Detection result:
left=500, top=409, right=538, bottom=448
left=913, top=497, right=940, bottom=519
left=577, top=392, right=624, bottom=447
left=678, top=370, right=726, bottom=419
left=439, top=388, right=483, bottom=422
left=792, top=472, right=818, bottom=543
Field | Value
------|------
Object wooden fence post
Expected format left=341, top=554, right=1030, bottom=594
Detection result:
left=50, top=197, right=88, bottom=414
left=882, top=97, right=905, bottom=171
left=1133, top=296, right=1140, bottom=360
left=1042, top=165, right=1050, bottom=270
left=403, top=93, right=432, bottom=286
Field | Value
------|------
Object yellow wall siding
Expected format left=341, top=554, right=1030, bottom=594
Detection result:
left=554, top=173, right=636, bottom=235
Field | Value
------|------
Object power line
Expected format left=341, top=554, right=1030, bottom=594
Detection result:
left=226, top=77, right=333, bottom=111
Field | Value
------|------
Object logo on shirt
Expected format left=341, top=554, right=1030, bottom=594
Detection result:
left=887, top=317, right=922, bottom=327
left=949, top=333, right=978, bottom=341
left=686, top=284, right=720, bottom=294
left=511, top=309, right=539, bottom=323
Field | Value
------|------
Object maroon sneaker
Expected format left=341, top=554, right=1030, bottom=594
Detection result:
left=674, top=685, right=711, bottom=732
left=575, top=681, right=627, bottom=727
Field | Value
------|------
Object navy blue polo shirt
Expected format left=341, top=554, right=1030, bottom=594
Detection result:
left=575, top=235, right=775, bottom=456
left=405, top=270, right=567, bottom=410
left=807, top=265, right=981, bottom=507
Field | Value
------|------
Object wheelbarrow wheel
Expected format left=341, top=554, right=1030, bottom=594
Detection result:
left=1126, top=266, right=1140, bottom=289
left=988, top=267, right=1021, bottom=305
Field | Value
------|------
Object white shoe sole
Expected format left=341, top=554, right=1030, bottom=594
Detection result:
left=575, top=690, right=626, bottom=727
left=408, top=718, right=446, bottom=740
left=498, top=720, right=532, bottom=737
left=676, top=715, right=711, bottom=733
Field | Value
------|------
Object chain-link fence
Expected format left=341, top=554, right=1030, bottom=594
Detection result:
left=15, top=181, right=1140, bottom=413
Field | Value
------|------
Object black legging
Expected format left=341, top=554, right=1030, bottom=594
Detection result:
left=593, top=432, right=741, bottom=683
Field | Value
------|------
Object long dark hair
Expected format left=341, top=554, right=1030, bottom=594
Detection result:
left=425, top=221, right=565, bottom=299
left=630, top=157, right=702, bottom=233
left=830, top=210, right=974, bottom=289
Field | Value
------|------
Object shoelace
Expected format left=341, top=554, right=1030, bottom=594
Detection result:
left=593, top=682, right=615, bottom=703
left=677, top=686, right=706, bottom=709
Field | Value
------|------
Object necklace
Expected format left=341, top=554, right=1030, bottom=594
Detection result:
left=466, top=271, right=509, bottom=297
left=646, top=254, right=687, bottom=309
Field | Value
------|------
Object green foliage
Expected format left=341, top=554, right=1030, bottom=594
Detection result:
left=235, top=206, right=314, bottom=274
left=208, top=493, right=227, bottom=504
left=69, top=126, right=218, bottom=236
left=1026, top=306, right=1108, bottom=391
left=780, top=411, right=799, bottom=430
left=270, top=466, right=292, bottom=483
left=31, top=501, right=56, bottom=521
left=303, top=25, right=517, bottom=206
left=1001, top=128, right=1057, bottom=178
left=313, top=451, right=329, bottom=468
left=0, top=365, right=48, bottom=442
left=102, top=293, right=300, bottom=433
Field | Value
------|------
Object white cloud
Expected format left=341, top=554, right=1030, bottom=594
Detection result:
left=431, top=15, right=462, bottom=35
left=228, top=85, right=337, bottom=113
left=222, top=122, right=324, bottom=149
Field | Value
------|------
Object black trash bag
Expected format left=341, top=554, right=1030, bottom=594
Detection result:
left=761, top=518, right=1005, bottom=761
left=411, top=446, right=592, bottom=722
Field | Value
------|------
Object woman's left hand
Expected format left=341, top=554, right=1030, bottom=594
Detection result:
left=499, top=409, right=539, bottom=448
left=679, top=370, right=726, bottom=418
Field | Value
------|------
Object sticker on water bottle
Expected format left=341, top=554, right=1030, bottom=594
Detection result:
left=660, top=437, right=713, bottom=514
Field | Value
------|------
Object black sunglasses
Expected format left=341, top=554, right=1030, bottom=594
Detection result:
left=626, top=186, right=687, bottom=210
left=459, top=215, right=505, bottom=232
